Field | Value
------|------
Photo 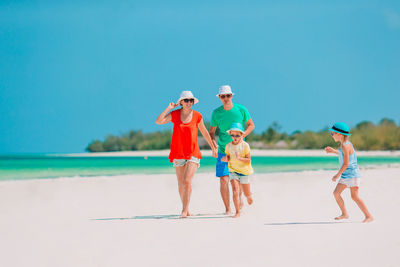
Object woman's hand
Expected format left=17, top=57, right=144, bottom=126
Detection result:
left=168, top=102, right=178, bottom=110
left=221, top=156, right=228, bottom=162
left=212, top=147, right=218, bottom=158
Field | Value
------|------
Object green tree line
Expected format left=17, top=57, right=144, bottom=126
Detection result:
left=86, top=118, right=400, bottom=152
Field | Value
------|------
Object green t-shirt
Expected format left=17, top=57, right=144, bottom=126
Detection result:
left=211, top=103, right=251, bottom=154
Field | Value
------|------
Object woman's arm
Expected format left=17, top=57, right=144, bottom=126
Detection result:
left=199, top=119, right=218, bottom=158
left=208, top=126, right=218, bottom=150
left=155, top=103, right=177, bottom=125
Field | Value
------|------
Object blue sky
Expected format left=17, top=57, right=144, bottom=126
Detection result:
left=1, top=0, right=399, bottom=153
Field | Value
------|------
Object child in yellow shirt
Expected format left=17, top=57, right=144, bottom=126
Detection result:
left=221, top=123, right=254, bottom=218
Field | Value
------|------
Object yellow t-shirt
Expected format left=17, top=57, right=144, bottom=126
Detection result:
left=225, top=141, right=254, bottom=175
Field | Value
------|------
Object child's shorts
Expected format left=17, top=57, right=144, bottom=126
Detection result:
left=229, top=172, right=250, bottom=184
left=173, top=156, right=200, bottom=168
left=338, top=177, right=361, bottom=188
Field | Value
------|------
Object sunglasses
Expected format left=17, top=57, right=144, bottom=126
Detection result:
left=230, top=134, right=242, bottom=138
left=330, top=132, right=335, bottom=136
left=183, top=99, right=194, bottom=103
left=220, top=94, right=232, bottom=99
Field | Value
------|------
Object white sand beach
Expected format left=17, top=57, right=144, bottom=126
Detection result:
left=1, top=167, right=399, bottom=267
left=62, top=149, right=400, bottom=157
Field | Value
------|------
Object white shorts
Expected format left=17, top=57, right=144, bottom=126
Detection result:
left=173, top=156, right=200, bottom=168
left=338, top=178, right=361, bottom=188
left=229, top=172, right=250, bottom=184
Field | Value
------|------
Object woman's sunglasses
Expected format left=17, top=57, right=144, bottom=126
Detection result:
left=230, top=134, right=241, bottom=138
left=220, top=94, right=232, bottom=99
left=183, top=99, right=194, bottom=103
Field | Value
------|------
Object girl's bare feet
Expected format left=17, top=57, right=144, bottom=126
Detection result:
left=239, top=197, right=244, bottom=210
left=363, top=216, right=374, bottom=223
left=247, top=195, right=253, bottom=205
left=334, top=214, right=349, bottom=220
left=224, top=209, right=232, bottom=215
left=233, top=212, right=241, bottom=218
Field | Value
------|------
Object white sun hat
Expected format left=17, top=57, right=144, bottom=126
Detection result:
left=176, top=90, right=199, bottom=105
left=216, top=85, right=235, bottom=97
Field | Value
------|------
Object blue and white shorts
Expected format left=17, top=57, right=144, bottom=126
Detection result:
left=173, top=156, right=200, bottom=168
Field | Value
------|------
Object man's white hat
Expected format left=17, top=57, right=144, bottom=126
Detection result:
left=176, top=91, right=199, bottom=105
left=216, top=85, right=235, bottom=97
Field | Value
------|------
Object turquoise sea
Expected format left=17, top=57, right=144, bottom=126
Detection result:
left=1, top=154, right=400, bottom=182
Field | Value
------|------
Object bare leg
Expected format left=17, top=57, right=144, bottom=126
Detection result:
left=239, top=186, right=244, bottom=210
left=241, top=184, right=253, bottom=205
left=230, top=179, right=241, bottom=218
left=333, top=183, right=349, bottom=220
left=350, top=187, right=373, bottom=223
left=174, top=165, right=185, bottom=204
left=220, top=176, right=231, bottom=214
left=180, top=162, right=198, bottom=218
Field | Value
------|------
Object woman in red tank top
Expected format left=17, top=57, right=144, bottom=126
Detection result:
left=156, top=91, right=218, bottom=218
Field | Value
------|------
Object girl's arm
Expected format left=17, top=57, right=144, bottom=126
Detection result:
left=236, top=152, right=251, bottom=163
left=332, top=144, right=350, bottom=181
left=325, top=146, right=339, bottom=155
left=155, top=103, right=177, bottom=125
left=221, top=155, right=230, bottom=162
left=199, top=119, right=218, bottom=158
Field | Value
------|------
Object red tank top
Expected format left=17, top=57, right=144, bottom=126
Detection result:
left=169, top=109, right=202, bottom=162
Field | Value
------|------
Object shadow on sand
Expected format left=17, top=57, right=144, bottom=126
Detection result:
left=92, top=213, right=232, bottom=221
left=264, top=221, right=356, bottom=226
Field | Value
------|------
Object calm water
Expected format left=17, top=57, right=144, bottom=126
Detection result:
left=1, top=154, right=399, bottom=181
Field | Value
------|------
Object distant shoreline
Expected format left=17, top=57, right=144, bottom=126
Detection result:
left=59, top=149, right=400, bottom=157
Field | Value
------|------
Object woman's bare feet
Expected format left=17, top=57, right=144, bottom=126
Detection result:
left=224, top=209, right=232, bottom=215
left=233, top=212, right=241, bottom=218
left=363, top=216, right=374, bottom=223
left=180, top=210, right=189, bottom=218
left=334, top=214, right=349, bottom=220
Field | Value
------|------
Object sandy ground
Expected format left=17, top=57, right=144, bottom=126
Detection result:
left=61, top=149, right=400, bottom=157
left=1, top=167, right=399, bottom=267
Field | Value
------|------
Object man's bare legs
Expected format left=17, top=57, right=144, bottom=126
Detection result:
left=230, top=179, right=241, bottom=218
left=241, top=184, right=253, bottom=205
left=220, top=175, right=231, bottom=214
left=350, top=187, right=374, bottom=223
left=180, top=162, right=198, bottom=218
left=333, top=183, right=349, bottom=220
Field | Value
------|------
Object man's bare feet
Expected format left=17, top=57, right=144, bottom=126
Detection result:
left=363, top=216, right=374, bottom=223
left=334, top=214, right=349, bottom=220
left=247, top=195, right=253, bottom=205
left=233, top=212, right=241, bottom=218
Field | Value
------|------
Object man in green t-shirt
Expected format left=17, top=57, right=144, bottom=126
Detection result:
left=209, top=85, right=255, bottom=214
